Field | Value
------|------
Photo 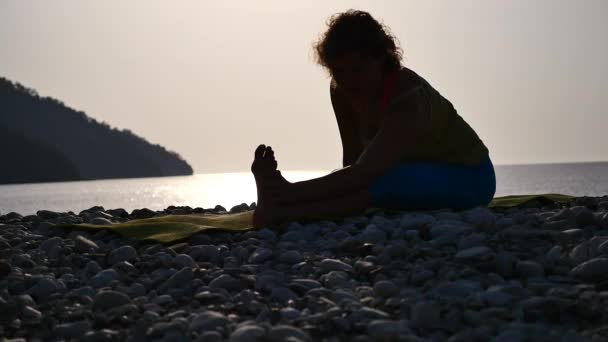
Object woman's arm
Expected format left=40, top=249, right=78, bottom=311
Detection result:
left=330, top=84, right=362, bottom=168
left=268, top=84, right=367, bottom=204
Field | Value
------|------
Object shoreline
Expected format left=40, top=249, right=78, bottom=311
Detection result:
left=1, top=196, right=608, bottom=340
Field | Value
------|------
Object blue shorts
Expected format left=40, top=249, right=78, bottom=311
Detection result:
left=367, top=155, right=496, bottom=210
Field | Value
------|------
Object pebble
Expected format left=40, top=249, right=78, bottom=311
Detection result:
left=280, top=307, right=301, bottom=321
left=90, top=217, right=113, bottom=225
left=278, top=250, right=303, bottom=264
left=319, top=258, right=353, bottom=273
left=516, top=260, right=545, bottom=278
left=39, top=237, right=62, bottom=258
left=90, top=269, right=120, bottom=288
left=1, top=200, right=604, bottom=341
left=107, top=245, right=137, bottom=265
left=270, top=286, right=298, bottom=303
left=411, top=301, right=440, bottom=329
left=173, top=254, right=196, bottom=268
left=160, top=267, right=193, bottom=291
left=373, top=280, right=399, bottom=298
left=93, top=290, right=132, bottom=311
left=455, top=246, right=494, bottom=260
left=74, top=235, right=99, bottom=253
left=248, top=248, right=273, bottom=264
left=209, top=274, right=242, bottom=291
left=190, top=245, right=220, bottom=262
left=569, top=257, right=608, bottom=280
left=189, top=311, right=231, bottom=332
left=367, top=319, right=410, bottom=337
left=268, top=325, right=311, bottom=342
left=55, top=320, right=92, bottom=339
left=230, top=324, right=266, bottom=342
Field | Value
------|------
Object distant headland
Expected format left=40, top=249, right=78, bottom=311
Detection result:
left=0, top=77, right=193, bottom=185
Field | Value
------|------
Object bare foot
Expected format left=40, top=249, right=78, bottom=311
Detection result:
left=251, top=144, right=282, bottom=228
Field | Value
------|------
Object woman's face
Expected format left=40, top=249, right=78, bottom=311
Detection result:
left=330, top=52, right=385, bottom=99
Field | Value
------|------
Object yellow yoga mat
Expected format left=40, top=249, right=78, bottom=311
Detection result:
left=53, top=193, right=576, bottom=243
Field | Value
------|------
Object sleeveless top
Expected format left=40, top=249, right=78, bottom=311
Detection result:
left=377, top=67, right=490, bottom=166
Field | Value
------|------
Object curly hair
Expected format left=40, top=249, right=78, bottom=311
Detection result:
left=313, top=10, right=404, bottom=76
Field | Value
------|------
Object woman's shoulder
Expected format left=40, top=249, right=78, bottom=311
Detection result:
left=394, top=66, right=426, bottom=94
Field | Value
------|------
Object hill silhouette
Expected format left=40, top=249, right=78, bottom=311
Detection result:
left=0, top=77, right=193, bottom=185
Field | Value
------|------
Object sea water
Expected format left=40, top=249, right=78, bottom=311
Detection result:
left=1, top=162, right=607, bottom=216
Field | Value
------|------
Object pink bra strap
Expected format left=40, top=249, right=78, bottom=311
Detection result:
left=380, top=70, right=400, bottom=113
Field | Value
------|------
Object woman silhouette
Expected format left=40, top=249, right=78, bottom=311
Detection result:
left=251, top=9, right=496, bottom=228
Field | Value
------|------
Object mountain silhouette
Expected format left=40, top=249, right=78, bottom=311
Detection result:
left=0, top=77, right=193, bottom=185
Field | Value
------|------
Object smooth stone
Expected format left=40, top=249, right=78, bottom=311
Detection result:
left=599, top=240, right=608, bottom=255
left=574, top=207, right=596, bottom=227
left=39, top=237, right=62, bottom=258
left=131, top=208, right=157, bottom=219
left=270, top=287, right=298, bottom=303
left=435, top=280, right=481, bottom=298
left=248, top=248, right=273, bottom=264
left=569, top=241, right=590, bottom=266
left=429, top=221, right=473, bottom=238
left=74, top=235, right=99, bottom=253
left=367, top=319, right=410, bottom=337
left=319, top=271, right=351, bottom=289
left=458, top=233, right=486, bottom=250
left=90, top=217, right=113, bottom=225
left=399, top=213, right=436, bottom=229
left=481, top=289, right=514, bottom=307
left=268, top=324, right=311, bottom=342
left=280, top=307, right=301, bottom=321
left=152, top=294, right=174, bottom=305
left=455, top=246, right=494, bottom=260
left=209, top=274, right=242, bottom=291
left=257, top=228, right=277, bottom=241
left=569, top=257, right=608, bottom=280
left=516, top=261, right=545, bottom=278
left=93, top=291, right=132, bottom=311
left=350, top=307, right=391, bottom=321
left=463, top=207, right=496, bottom=227
left=319, top=259, right=353, bottom=273
left=22, top=305, right=42, bottom=320
left=84, top=261, right=102, bottom=275
left=290, top=278, right=322, bottom=290
left=546, top=245, right=563, bottom=262
left=173, top=254, right=196, bottom=268
left=356, top=224, right=387, bottom=243
left=55, top=320, right=92, bottom=338
left=90, top=269, right=120, bottom=289
left=107, top=245, right=137, bottom=265
left=160, top=267, right=193, bottom=291
left=189, top=311, right=231, bottom=332
left=411, top=301, right=440, bottom=328
left=229, top=325, right=266, bottom=342
left=37, top=210, right=60, bottom=219
left=495, top=253, right=515, bottom=277
left=411, top=270, right=434, bottom=285
left=81, top=329, right=120, bottom=342
left=373, top=280, right=399, bottom=298
left=278, top=250, right=303, bottom=264
left=190, top=245, right=220, bottom=263
left=28, top=277, right=65, bottom=299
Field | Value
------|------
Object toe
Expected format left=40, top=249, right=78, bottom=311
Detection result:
left=266, top=147, right=275, bottom=160
left=255, top=144, right=266, bottom=159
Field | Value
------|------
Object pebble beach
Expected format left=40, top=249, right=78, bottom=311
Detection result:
left=2, top=196, right=608, bottom=341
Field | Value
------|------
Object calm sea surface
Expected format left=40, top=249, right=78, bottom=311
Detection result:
left=1, top=162, right=607, bottom=216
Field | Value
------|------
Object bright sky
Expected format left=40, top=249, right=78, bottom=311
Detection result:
left=1, top=0, right=607, bottom=174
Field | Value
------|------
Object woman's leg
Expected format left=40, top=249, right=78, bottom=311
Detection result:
left=368, top=156, right=496, bottom=211
left=275, top=187, right=372, bottom=224
left=272, top=156, right=496, bottom=224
